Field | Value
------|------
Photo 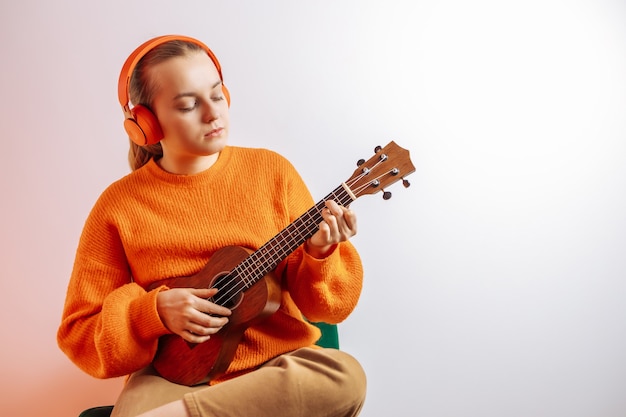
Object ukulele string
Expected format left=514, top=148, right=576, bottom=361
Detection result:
left=209, top=161, right=386, bottom=308
left=348, top=170, right=395, bottom=197
left=344, top=157, right=394, bottom=198
left=210, top=203, right=327, bottom=306
left=210, top=193, right=350, bottom=307
left=210, top=189, right=354, bottom=308
left=211, top=147, right=405, bottom=308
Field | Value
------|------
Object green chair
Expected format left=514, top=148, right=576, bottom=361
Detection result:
left=78, top=322, right=338, bottom=417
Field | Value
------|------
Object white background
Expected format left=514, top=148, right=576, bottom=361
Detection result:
left=1, top=1, right=625, bottom=416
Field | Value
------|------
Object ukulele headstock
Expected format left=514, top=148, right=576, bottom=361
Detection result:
left=345, top=141, right=415, bottom=200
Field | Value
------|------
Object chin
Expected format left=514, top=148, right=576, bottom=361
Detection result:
left=202, top=138, right=228, bottom=155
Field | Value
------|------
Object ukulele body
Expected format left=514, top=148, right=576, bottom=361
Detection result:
left=150, top=245, right=282, bottom=386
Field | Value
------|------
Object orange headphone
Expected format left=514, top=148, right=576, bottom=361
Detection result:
left=117, top=35, right=230, bottom=146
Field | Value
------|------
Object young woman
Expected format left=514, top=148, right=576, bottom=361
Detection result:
left=57, top=35, right=366, bottom=417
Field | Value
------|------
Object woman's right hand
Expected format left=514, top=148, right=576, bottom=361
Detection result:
left=156, top=288, right=232, bottom=343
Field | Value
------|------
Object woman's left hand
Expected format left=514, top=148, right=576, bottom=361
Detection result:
left=306, top=200, right=357, bottom=258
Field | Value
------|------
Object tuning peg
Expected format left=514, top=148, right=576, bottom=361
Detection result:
left=357, top=158, right=365, bottom=166
left=374, top=145, right=382, bottom=153
left=402, top=178, right=411, bottom=188
left=382, top=190, right=392, bottom=200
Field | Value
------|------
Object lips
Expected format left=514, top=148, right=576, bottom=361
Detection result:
left=205, top=127, right=224, bottom=138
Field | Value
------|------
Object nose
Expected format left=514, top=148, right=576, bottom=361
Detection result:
left=202, top=101, right=220, bottom=123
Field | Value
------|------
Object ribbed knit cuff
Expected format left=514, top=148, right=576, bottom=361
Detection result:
left=301, top=243, right=341, bottom=277
left=128, top=285, right=170, bottom=343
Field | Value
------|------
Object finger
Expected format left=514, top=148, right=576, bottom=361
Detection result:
left=338, top=208, right=357, bottom=236
left=183, top=314, right=229, bottom=344
left=328, top=212, right=350, bottom=242
left=189, top=288, right=232, bottom=316
left=182, top=330, right=211, bottom=344
left=187, top=318, right=228, bottom=336
left=325, top=200, right=342, bottom=215
left=317, top=219, right=336, bottom=245
left=324, top=201, right=357, bottom=239
left=188, top=287, right=219, bottom=299
left=197, top=299, right=232, bottom=317
left=325, top=201, right=353, bottom=237
left=191, top=313, right=229, bottom=331
left=321, top=204, right=339, bottom=229
left=342, top=208, right=356, bottom=229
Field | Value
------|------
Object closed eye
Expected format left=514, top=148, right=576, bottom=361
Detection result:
left=179, top=101, right=198, bottom=112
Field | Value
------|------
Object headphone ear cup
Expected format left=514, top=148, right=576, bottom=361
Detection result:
left=222, top=84, right=231, bottom=107
left=125, top=105, right=164, bottom=146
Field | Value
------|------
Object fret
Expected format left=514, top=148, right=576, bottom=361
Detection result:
left=233, top=185, right=351, bottom=294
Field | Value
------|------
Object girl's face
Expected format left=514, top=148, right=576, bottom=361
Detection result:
left=149, top=51, right=230, bottom=174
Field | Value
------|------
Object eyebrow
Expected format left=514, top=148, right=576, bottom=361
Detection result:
left=173, top=80, right=223, bottom=100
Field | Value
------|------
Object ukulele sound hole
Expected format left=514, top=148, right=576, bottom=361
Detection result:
left=209, top=272, right=244, bottom=310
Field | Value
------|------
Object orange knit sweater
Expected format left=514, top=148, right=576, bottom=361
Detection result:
left=57, top=146, right=363, bottom=383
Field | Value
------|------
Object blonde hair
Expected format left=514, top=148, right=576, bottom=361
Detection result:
left=127, top=40, right=205, bottom=171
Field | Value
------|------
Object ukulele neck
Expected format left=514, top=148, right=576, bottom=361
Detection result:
left=236, top=183, right=355, bottom=288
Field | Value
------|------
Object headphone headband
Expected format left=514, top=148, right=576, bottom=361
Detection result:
left=118, top=35, right=228, bottom=146
left=118, top=35, right=224, bottom=114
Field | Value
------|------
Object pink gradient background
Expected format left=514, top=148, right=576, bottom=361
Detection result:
left=2, top=1, right=626, bottom=416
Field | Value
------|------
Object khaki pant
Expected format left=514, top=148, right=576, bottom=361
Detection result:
left=111, top=348, right=366, bottom=417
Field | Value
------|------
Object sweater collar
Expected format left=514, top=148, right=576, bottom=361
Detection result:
left=143, top=146, right=234, bottom=187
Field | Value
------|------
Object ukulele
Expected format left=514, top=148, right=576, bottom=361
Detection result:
left=148, top=141, right=415, bottom=386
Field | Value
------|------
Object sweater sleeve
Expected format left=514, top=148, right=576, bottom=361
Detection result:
left=274, top=157, right=364, bottom=324
left=56, top=193, right=170, bottom=379
left=284, top=242, right=363, bottom=324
